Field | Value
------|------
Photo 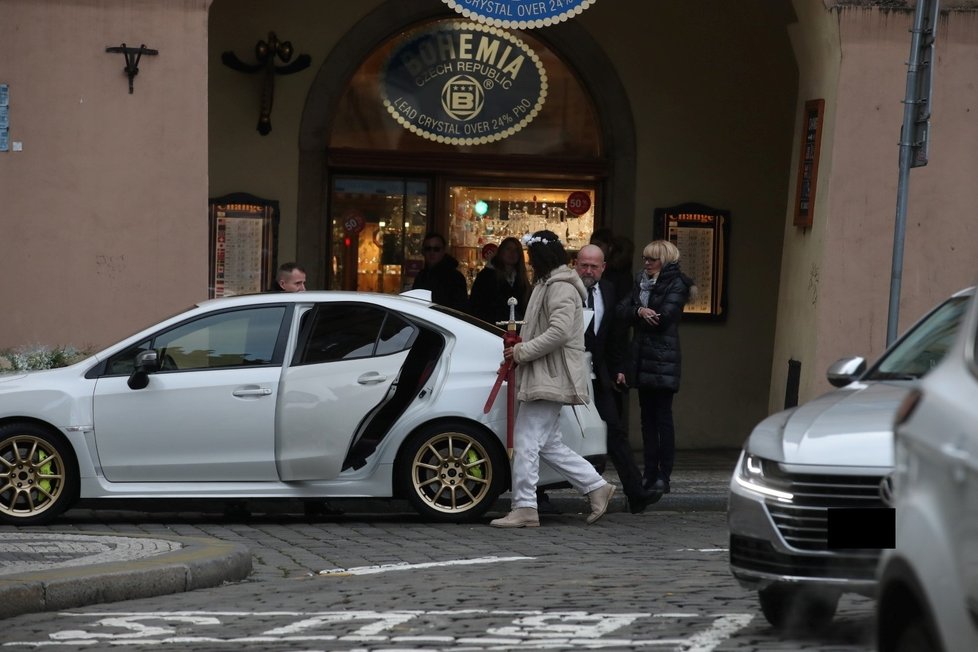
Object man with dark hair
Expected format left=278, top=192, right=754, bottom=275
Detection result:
left=271, top=262, right=307, bottom=292
left=412, top=233, right=467, bottom=310
left=490, top=230, right=615, bottom=528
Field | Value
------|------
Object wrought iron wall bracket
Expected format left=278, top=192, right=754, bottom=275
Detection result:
left=105, top=44, right=158, bottom=94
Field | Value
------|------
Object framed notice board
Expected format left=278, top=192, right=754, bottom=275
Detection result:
left=653, top=203, right=729, bottom=320
left=208, top=193, right=279, bottom=298
left=794, top=99, right=824, bottom=228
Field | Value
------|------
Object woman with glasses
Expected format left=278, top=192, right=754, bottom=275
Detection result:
left=411, top=232, right=468, bottom=311
left=615, top=240, right=697, bottom=496
left=467, top=236, right=530, bottom=325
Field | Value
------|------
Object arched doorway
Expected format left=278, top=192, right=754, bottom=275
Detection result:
left=297, top=0, right=636, bottom=291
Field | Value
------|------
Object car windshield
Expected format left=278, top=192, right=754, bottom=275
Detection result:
left=864, top=294, right=971, bottom=381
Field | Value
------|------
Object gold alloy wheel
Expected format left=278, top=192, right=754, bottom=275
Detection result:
left=0, top=433, right=66, bottom=519
left=409, top=431, right=494, bottom=515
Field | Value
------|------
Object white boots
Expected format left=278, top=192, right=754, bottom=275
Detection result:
left=490, top=507, right=540, bottom=528
left=490, top=483, right=616, bottom=527
left=586, top=483, right=616, bottom=524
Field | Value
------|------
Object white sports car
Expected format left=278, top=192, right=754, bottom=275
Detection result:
left=0, top=291, right=606, bottom=524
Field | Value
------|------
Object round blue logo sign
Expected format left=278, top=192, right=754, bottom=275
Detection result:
left=441, top=0, right=598, bottom=29
left=381, top=22, right=548, bottom=146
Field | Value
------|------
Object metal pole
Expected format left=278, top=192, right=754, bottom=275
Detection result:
left=887, top=0, right=938, bottom=346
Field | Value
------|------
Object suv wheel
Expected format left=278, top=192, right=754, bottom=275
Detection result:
left=757, top=585, right=839, bottom=632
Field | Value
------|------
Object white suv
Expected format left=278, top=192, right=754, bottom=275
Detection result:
left=876, top=286, right=978, bottom=652
left=728, top=287, right=973, bottom=631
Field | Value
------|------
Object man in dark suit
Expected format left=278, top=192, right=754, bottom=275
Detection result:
left=576, top=244, right=661, bottom=513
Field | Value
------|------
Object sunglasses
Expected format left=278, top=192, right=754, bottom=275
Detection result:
left=423, top=246, right=443, bottom=253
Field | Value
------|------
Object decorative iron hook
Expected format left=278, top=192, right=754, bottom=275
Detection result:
left=222, top=32, right=311, bottom=135
left=105, top=43, right=159, bottom=94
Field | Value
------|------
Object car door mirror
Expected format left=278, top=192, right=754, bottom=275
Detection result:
left=827, top=356, right=866, bottom=387
left=127, top=350, right=159, bottom=390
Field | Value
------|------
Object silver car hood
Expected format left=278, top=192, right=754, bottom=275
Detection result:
left=748, top=381, right=911, bottom=468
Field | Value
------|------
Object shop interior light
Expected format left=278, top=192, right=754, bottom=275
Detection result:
left=474, top=200, right=489, bottom=216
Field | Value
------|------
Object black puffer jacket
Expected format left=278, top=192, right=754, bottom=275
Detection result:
left=616, top=262, right=694, bottom=392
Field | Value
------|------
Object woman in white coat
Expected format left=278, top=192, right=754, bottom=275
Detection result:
left=490, top=230, right=615, bottom=528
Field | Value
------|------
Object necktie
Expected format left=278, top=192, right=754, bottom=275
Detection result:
left=586, top=286, right=595, bottom=337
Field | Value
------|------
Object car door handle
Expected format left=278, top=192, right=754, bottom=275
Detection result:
left=232, top=386, right=273, bottom=397
left=357, top=372, right=388, bottom=385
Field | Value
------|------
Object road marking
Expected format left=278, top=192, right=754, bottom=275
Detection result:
left=4, top=610, right=754, bottom=650
left=317, top=555, right=534, bottom=576
left=676, top=548, right=728, bottom=553
left=684, top=614, right=755, bottom=651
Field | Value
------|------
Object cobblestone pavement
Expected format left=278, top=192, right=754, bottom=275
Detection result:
left=0, top=507, right=876, bottom=651
left=0, top=533, right=181, bottom=576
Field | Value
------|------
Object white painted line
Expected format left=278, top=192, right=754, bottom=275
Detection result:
left=676, top=548, right=728, bottom=553
left=317, top=555, right=534, bottom=576
left=5, top=609, right=755, bottom=649
left=683, top=614, right=754, bottom=652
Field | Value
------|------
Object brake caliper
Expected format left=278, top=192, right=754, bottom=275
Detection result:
left=37, top=450, right=53, bottom=499
left=466, top=449, right=483, bottom=479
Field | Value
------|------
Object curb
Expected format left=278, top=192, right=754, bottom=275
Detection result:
left=0, top=533, right=252, bottom=620
left=492, top=492, right=728, bottom=516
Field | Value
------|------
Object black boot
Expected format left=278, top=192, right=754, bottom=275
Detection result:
left=627, top=488, right=662, bottom=514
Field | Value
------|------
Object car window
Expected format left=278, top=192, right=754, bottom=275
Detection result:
left=376, top=312, right=418, bottom=356
left=104, top=306, right=286, bottom=374
left=431, top=304, right=506, bottom=337
left=296, top=304, right=416, bottom=365
left=865, top=295, right=971, bottom=380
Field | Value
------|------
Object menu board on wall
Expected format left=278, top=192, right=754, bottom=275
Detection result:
left=653, top=203, right=729, bottom=320
left=208, top=193, right=279, bottom=298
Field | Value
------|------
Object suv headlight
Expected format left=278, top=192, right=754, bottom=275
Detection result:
left=734, top=452, right=794, bottom=502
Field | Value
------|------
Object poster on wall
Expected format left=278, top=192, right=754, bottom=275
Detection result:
left=653, top=203, right=729, bottom=320
left=441, top=0, right=598, bottom=29
left=380, top=21, right=547, bottom=146
left=208, top=193, right=279, bottom=298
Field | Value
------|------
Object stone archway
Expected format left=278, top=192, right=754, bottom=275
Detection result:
left=296, top=0, right=636, bottom=287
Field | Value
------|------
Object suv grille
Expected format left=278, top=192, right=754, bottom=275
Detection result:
left=730, top=535, right=880, bottom=581
left=764, top=470, right=886, bottom=551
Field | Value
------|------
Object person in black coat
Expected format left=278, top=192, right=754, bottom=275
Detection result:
left=576, top=244, right=662, bottom=514
left=412, top=232, right=468, bottom=311
left=468, top=237, right=530, bottom=325
left=615, top=240, right=696, bottom=495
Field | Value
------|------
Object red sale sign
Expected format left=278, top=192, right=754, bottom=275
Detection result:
left=342, top=210, right=366, bottom=234
left=566, top=191, right=591, bottom=216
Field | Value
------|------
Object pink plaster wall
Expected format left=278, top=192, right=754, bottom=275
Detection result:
left=0, top=0, right=211, bottom=352
left=814, top=8, right=978, bottom=386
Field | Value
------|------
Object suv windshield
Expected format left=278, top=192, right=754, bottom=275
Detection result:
left=865, top=293, right=972, bottom=381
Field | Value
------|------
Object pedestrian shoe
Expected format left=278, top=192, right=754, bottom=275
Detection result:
left=536, top=489, right=561, bottom=515
left=644, top=477, right=671, bottom=494
left=652, top=478, right=671, bottom=494
left=586, top=483, right=616, bottom=524
left=490, top=507, right=540, bottom=528
left=627, top=488, right=663, bottom=514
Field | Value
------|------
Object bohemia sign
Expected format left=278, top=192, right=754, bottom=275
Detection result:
left=441, top=0, right=598, bottom=29
left=381, top=22, right=547, bottom=146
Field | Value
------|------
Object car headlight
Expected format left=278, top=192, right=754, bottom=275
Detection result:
left=734, top=452, right=794, bottom=502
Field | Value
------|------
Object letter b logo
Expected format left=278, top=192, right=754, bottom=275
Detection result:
left=441, top=75, right=484, bottom=121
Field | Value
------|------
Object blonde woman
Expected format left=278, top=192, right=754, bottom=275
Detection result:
left=615, top=240, right=696, bottom=496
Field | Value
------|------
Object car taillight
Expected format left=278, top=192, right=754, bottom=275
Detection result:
left=894, top=388, right=923, bottom=428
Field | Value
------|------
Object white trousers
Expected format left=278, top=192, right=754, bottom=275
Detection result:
left=511, top=399, right=608, bottom=509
